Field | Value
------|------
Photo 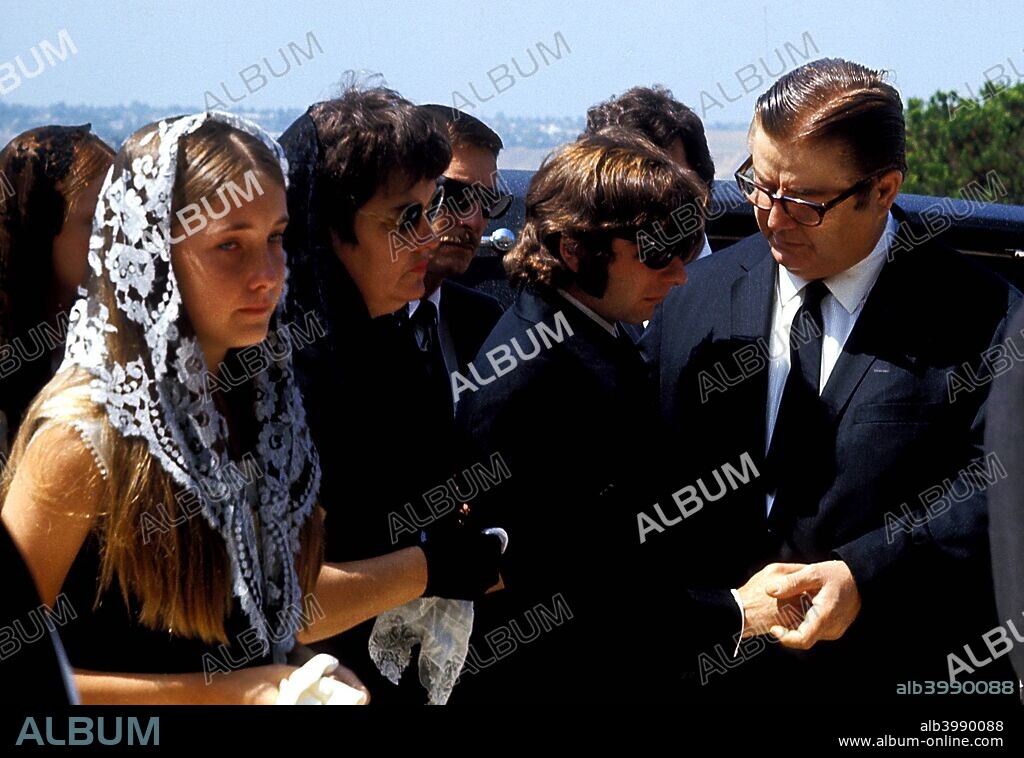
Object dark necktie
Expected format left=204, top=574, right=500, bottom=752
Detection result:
left=412, top=300, right=438, bottom=353
left=411, top=300, right=453, bottom=416
left=764, top=280, right=831, bottom=522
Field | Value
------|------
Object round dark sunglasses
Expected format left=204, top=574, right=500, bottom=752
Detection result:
left=358, top=184, right=446, bottom=232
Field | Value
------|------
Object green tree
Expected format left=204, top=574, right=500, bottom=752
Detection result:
left=903, top=80, right=1024, bottom=205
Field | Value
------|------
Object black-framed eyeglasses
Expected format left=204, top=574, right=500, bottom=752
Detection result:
left=734, top=156, right=886, bottom=227
left=358, top=183, right=445, bottom=232
left=437, top=176, right=512, bottom=220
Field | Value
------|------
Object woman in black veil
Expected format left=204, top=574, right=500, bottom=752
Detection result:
left=280, top=85, right=504, bottom=704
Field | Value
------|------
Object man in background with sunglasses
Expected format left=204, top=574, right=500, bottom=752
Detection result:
left=448, top=129, right=705, bottom=702
left=408, top=106, right=510, bottom=415
left=642, top=58, right=1018, bottom=700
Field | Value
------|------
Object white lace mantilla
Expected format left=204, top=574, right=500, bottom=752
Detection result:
left=58, top=112, right=320, bottom=663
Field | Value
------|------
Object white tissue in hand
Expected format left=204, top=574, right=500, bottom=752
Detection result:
left=275, top=653, right=367, bottom=705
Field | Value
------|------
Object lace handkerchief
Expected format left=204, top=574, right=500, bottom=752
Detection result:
left=368, top=597, right=473, bottom=705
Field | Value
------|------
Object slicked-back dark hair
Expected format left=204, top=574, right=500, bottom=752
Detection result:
left=585, top=85, right=715, bottom=191
left=306, top=85, right=451, bottom=244
left=419, top=104, right=503, bottom=159
left=754, top=57, right=907, bottom=180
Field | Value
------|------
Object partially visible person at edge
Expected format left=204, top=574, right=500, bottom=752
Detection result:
left=0, top=125, right=114, bottom=458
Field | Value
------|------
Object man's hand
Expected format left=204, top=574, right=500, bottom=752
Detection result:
left=737, top=562, right=809, bottom=638
left=766, top=559, right=861, bottom=650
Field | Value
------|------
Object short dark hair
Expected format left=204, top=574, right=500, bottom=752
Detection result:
left=585, top=85, right=715, bottom=191
left=754, top=58, right=907, bottom=180
left=307, top=85, right=451, bottom=244
left=505, top=128, right=706, bottom=297
left=419, top=104, right=503, bottom=159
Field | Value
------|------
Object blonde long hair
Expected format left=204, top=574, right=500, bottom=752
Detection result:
left=0, top=120, right=323, bottom=645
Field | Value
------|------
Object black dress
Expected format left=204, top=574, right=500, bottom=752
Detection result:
left=0, top=520, right=75, bottom=704
left=58, top=531, right=273, bottom=676
left=29, top=399, right=273, bottom=679
left=294, top=253, right=455, bottom=703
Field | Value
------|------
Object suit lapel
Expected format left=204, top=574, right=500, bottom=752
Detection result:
left=730, top=247, right=777, bottom=342
left=726, top=247, right=777, bottom=478
left=436, top=283, right=461, bottom=381
left=819, top=317, right=881, bottom=421
left=820, top=217, right=918, bottom=420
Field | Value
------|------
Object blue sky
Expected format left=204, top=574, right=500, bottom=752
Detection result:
left=2, top=0, right=1022, bottom=124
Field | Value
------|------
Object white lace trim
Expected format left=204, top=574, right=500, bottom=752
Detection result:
left=27, top=416, right=109, bottom=480
left=58, top=112, right=320, bottom=663
left=368, top=597, right=473, bottom=705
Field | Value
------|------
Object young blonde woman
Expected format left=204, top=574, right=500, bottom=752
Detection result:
left=0, top=112, right=502, bottom=704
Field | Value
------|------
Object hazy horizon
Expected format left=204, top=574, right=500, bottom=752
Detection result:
left=2, top=1, right=1021, bottom=120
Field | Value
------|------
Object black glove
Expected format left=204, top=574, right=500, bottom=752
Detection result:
left=420, top=504, right=507, bottom=600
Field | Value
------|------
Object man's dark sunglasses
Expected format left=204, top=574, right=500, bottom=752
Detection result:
left=437, top=176, right=513, bottom=220
left=572, top=225, right=699, bottom=270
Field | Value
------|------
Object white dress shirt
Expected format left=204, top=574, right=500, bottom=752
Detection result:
left=557, top=289, right=619, bottom=337
left=763, top=212, right=896, bottom=517
left=731, top=213, right=897, bottom=654
left=695, top=235, right=713, bottom=261
left=407, top=285, right=443, bottom=323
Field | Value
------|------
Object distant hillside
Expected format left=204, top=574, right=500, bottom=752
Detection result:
left=0, top=102, right=747, bottom=177
left=496, top=130, right=749, bottom=176
left=0, top=102, right=304, bottom=149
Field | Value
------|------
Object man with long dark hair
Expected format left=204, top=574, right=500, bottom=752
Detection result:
left=451, top=129, right=706, bottom=702
left=586, top=85, right=715, bottom=259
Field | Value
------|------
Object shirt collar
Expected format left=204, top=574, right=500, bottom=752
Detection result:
left=556, top=288, right=619, bottom=337
left=778, top=211, right=896, bottom=313
left=408, top=285, right=443, bottom=319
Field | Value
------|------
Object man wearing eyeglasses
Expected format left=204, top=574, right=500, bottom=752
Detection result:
left=642, top=58, right=1018, bottom=700
left=406, top=106, right=510, bottom=415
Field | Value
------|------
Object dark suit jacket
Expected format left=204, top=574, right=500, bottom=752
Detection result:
left=642, top=207, right=1019, bottom=700
left=984, top=301, right=1024, bottom=682
left=450, top=287, right=736, bottom=703
left=439, top=280, right=504, bottom=379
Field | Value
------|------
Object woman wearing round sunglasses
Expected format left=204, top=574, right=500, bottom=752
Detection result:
left=280, top=85, right=504, bottom=704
